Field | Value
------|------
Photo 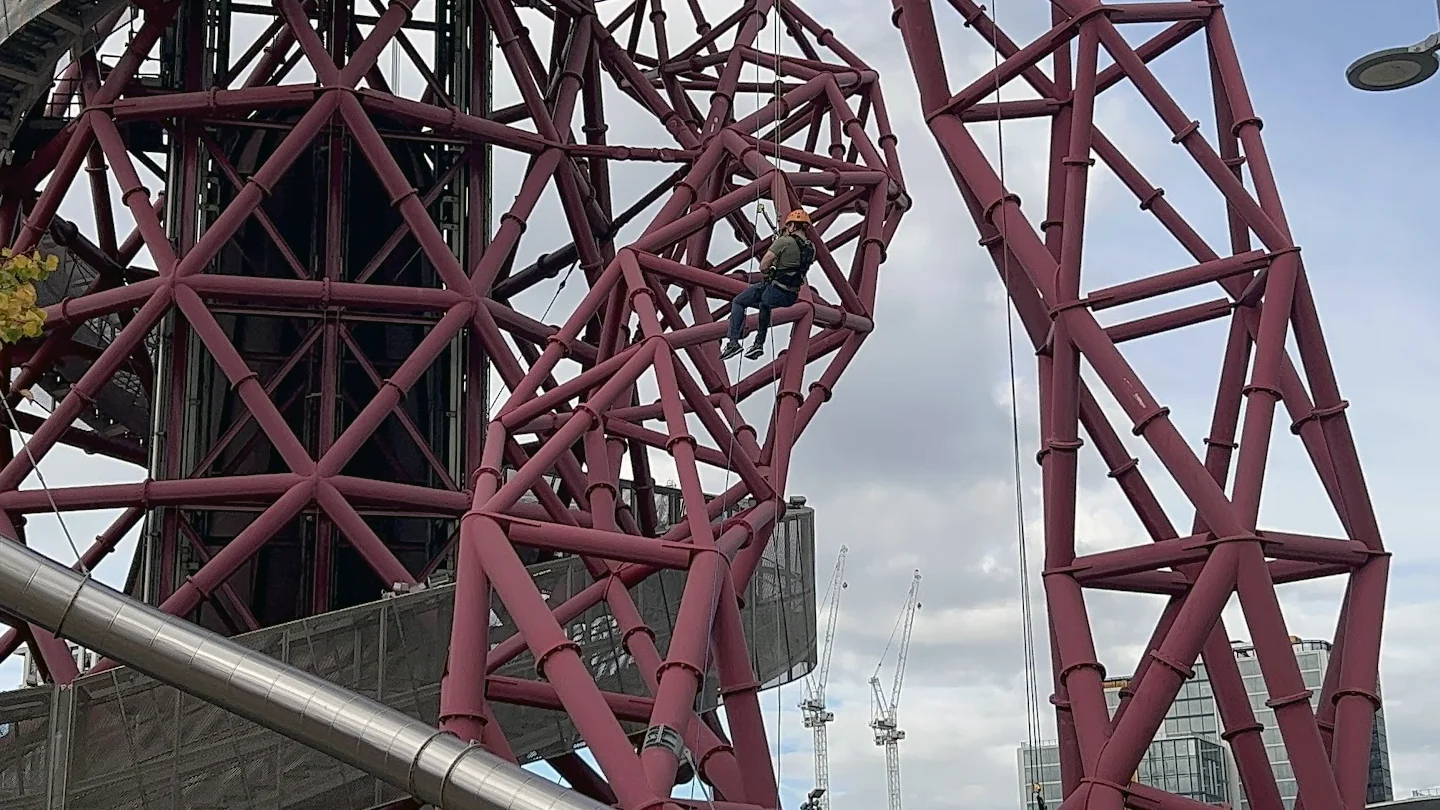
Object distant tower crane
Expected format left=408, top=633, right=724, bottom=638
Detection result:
left=870, top=571, right=921, bottom=810
left=799, top=545, right=849, bottom=810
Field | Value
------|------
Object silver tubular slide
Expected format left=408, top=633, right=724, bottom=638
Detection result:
left=0, top=536, right=610, bottom=810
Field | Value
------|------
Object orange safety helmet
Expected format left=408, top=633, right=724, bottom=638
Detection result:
left=784, top=208, right=811, bottom=226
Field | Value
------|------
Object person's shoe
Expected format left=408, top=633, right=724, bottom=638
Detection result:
left=719, top=340, right=742, bottom=360
left=745, top=342, right=765, bottom=360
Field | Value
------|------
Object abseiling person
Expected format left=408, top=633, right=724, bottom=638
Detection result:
left=720, top=208, right=816, bottom=361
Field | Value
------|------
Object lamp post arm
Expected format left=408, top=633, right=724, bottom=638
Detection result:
left=1411, top=31, right=1440, bottom=54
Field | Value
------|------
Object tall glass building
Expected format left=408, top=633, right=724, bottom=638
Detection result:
left=1016, top=637, right=1393, bottom=810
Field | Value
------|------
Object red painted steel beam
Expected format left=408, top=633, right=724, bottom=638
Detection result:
left=0, top=1, right=905, bottom=808
left=890, top=3, right=1388, bottom=810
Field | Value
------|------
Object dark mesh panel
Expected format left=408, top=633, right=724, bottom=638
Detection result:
left=0, top=686, right=56, bottom=810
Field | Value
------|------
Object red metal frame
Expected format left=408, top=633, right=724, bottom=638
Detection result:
left=890, top=3, right=1387, bottom=810
left=0, top=2, right=906, bottom=808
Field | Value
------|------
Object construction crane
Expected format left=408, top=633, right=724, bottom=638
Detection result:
left=798, top=545, right=848, bottom=810
left=870, top=571, right=921, bottom=810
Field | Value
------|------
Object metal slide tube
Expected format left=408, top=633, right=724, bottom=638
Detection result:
left=0, top=536, right=608, bottom=810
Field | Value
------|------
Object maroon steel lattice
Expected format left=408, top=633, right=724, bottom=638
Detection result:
left=0, top=1, right=906, bottom=808
left=889, top=3, right=1386, bottom=810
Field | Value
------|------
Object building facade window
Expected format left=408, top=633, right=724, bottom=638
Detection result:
left=1017, top=639, right=1394, bottom=810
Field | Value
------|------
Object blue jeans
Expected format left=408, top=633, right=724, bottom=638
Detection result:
left=728, top=281, right=799, bottom=343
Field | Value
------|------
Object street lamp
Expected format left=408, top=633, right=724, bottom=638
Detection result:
left=799, top=788, right=826, bottom=810
left=1347, top=4, right=1440, bottom=91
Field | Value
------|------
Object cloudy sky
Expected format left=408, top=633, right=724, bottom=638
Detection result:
left=4, top=1, right=1440, bottom=810
left=757, top=1, right=1440, bottom=809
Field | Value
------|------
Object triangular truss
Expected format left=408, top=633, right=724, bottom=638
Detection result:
left=0, top=1, right=905, bottom=808
left=890, top=3, right=1387, bottom=810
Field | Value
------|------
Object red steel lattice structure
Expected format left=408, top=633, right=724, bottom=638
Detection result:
left=890, top=3, right=1387, bottom=810
left=0, top=0, right=905, bottom=808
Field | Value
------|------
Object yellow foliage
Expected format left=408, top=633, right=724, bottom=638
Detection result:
left=0, top=249, right=57, bottom=345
